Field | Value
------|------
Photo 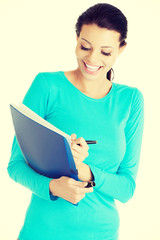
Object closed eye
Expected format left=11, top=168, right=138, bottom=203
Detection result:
left=80, top=44, right=112, bottom=56
left=101, top=52, right=111, bottom=56
left=80, top=45, right=91, bottom=51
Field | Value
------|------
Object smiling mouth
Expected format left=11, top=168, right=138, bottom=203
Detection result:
left=83, top=61, right=103, bottom=74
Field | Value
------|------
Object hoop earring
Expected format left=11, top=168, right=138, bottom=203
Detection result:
left=111, top=68, right=114, bottom=82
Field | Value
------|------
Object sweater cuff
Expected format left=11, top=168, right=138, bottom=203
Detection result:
left=88, top=164, right=105, bottom=190
left=46, top=178, right=58, bottom=201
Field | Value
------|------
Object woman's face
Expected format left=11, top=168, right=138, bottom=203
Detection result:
left=75, top=24, right=125, bottom=81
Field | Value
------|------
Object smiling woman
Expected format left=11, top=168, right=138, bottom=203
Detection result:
left=75, top=2, right=127, bottom=81
left=7, top=3, right=144, bottom=240
left=74, top=24, right=124, bottom=86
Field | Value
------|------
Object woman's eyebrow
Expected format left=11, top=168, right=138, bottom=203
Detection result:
left=81, top=38, right=113, bottom=49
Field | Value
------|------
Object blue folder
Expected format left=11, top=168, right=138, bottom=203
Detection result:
left=10, top=104, right=79, bottom=204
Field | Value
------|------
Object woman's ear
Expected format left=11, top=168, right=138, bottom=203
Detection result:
left=76, top=35, right=79, bottom=41
left=118, top=43, right=127, bottom=56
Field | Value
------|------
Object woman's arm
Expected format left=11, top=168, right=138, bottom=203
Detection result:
left=7, top=73, right=56, bottom=201
left=8, top=136, right=57, bottom=201
left=77, top=162, right=94, bottom=182
left=7, top=73, right=93, bottom=203
left=76, top=89, right=144, bottom=203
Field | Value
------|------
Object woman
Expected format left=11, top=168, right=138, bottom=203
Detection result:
left=8, top=3, right=144, bottom=240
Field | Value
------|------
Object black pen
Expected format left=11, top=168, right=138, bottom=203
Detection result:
left=85, top=181, right=96, bottom=188
left=77, top=140, right=97, bottom=146
left=86, top=140, right=97, bottom=144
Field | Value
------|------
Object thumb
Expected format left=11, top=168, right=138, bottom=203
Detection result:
left=80, top=181, right=88, bottom=188
left=72, top=179, right=88, bottom=187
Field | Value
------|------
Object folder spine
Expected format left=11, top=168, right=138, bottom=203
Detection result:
left=63, top=137, right=79, bottom=181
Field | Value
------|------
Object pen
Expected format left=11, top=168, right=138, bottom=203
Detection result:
left=86, top=140, right=97, bottom=144
left=77, top=140, right=97, bottom=146
left=85, top=181, right=96, bottom=188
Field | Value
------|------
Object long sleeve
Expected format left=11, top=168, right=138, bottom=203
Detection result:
left=89, top=88, right=144, bottom=203
left=7, top=73, right=57, bottom=201
left=7, top=71, right=144, bottom=239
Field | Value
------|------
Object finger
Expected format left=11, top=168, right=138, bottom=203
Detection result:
left=71, top=133, right=77, bottom=142
left=71, top=180, right=88, bottom=188
left=71, top=142, right=81, bottom=153
left=80, top=186, right=94, bottom=194
left=72, top=150, right=86, bottom=161
left=72, top=150, right=88, bottom=162
left=85, top=187, right=94, bottom=193
left=75, top=137, right=89, bottom=150
left=73, top=181, right=94, bottom=193
left=77, top=181, right=94, bottom=191
left=66, top=177, right=86, bottom=186
left=71, top=143, right=89, bottom=156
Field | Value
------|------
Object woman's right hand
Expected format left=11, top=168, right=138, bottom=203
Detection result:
left=49, top=176, right=93, bottom=204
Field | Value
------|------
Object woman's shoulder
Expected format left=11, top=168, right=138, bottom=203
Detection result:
left=114, top=82, right=143, bottom=100
left=34, top=71, right=64, bottom=86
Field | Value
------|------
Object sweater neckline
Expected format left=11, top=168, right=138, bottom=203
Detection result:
left=59, top=71, right=115, bottom=102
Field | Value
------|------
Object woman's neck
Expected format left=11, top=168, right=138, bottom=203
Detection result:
left=64, top=68, right=112, bottom=99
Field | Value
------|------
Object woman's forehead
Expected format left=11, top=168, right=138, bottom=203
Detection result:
left=79, top=24, right=121, bottom=46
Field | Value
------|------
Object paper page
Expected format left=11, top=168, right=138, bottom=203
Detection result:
left=11, top=103, right=71, bottom=146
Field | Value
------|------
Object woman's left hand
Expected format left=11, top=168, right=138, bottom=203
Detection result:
left=71, top=134, right=89, bottom=168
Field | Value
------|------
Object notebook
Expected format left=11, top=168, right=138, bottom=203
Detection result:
left=10, top=103, right=78, bottom=181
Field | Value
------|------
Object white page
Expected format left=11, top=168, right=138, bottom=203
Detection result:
left=11, top=103, right=71, bottom=146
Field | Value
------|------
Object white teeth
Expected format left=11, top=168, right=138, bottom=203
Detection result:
left=85, top=63, right=100, bottom=71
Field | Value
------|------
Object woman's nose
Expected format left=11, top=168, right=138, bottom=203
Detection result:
left=86, top=50, right=99, bottom=64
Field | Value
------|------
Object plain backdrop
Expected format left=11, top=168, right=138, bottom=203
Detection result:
left=0, top=0, right=160, bottom=239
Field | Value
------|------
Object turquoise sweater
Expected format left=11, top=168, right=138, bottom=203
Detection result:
left=8, top=71, right=144, bottom=240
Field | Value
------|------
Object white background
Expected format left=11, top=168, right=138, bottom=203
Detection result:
left=0, top=0, right=160, bottom=239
